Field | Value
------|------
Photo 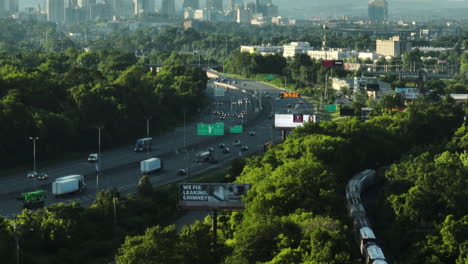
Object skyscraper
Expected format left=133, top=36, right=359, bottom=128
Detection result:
left=133, top=0, right=154, bottom=15
left=161, top=0, right=175, bottom=16
left=183, top=0, right=199, bottom=10
left=206, top=0, right=222, bottom=11
left=368, top=0, right=388, bottom=22
left=228, top=0, right=243, bottom=11
left=46, top=0, right=64, bottom=23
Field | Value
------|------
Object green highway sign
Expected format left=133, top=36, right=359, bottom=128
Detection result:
left=263, top=75, right=274, bottom=80
left=197, top=123, right=225, bottom=135
left=325, top=104, right=337, bottom=112
left=229, top=125, right=243, bottom=134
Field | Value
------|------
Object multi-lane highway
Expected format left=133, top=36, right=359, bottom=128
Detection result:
left=0, top=73, right=313, bottom=218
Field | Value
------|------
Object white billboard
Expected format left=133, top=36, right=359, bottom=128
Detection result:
left=274, top=114, right=318, bottom=128
left=179, top=183, right=251, bottom=210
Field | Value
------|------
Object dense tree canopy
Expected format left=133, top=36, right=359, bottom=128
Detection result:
left=0, top=49, right=207, bottom=168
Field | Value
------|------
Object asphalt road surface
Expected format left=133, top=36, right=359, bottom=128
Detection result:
left=0, top=73, right=314, bottom=218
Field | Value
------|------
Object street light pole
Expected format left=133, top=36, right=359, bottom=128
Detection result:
left=144, top=116, right=152, bottom=157
left=184, top=110, right=189, bottom=177
left=96, top=126, right=103, bottom=195
left=29, top=137, right=39, bottom=190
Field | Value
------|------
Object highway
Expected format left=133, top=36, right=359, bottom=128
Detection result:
left=0, top=74, right=314, bottom=218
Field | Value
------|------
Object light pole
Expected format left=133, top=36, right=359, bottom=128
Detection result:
left=144, top=116, right=152, bottom=157
left=184, top=110, right=189, bottom=177
left=96, top=126, right=103, bottom=195
left=29, top=137, right=39, bottom=190
left=145, top=116, right=152, bottom=138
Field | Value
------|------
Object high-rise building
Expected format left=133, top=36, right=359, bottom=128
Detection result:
left=368, top=0, right=388, bottom=22
left=183, top=0, right=199, bottom=10
left=133, top=0, right=154, bottom=15
left=46, top=0, right=64, bottom=23
left=228, top=0, right=242, bottom=11
left=206, top=0, right=222, bottom=11
left=161, top=0, right=175, bottom=16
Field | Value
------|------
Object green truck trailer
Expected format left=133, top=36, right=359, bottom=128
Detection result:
left=20, top=190, right=47, bottom=209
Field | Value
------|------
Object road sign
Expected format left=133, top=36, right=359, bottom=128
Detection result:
left=281, top=92, right=300, bottom=98
left=197, top=123, right=224, bottom=135
left=325, top=104, right=337, bottom=112
left=263, top=75, right=274, bottom=80
left=229, top=125, right=243, bottom=134
left=214, top=87, right=225, bottom=97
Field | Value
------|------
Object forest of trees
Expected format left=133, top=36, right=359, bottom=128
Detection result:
left=0, top=49, right=208, bottom=168
left=0, top=94, right=464, bottom=264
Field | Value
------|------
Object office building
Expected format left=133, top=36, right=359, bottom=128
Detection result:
left=133, top=0, right=154, bottom=15
left=183, top=0, right=199, bottom=9
left=206, top=0, right=222, bottom=11
left=307, top=49, right=356, bottom=61
left=283, top=42, right=310, bottom=58
left=236, top=8, right=249, bottom=23
left=376, top=36, right=411, bottom=57
left=46, top=0, right=64, bottom=23
left=262, top=2, right=277, bottom=17
left=161, top=0, right=175, bottom=16
left=368, top=0, right=388, bottom=22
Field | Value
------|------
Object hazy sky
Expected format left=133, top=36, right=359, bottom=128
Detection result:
left=19, top=0, right=468, bottom=19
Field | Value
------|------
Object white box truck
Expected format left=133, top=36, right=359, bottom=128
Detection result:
left=140, top=158, right=162, bottom=175
left=52, top=175, right=86, bottom=196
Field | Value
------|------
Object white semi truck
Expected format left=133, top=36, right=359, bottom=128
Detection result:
left=140, top=158, right=162, bottom=175
left=52, top=175, right=86, bottom=196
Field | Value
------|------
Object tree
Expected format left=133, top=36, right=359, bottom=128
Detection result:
left=179, top=221, right=214, bottom=264
left=137, top=175, right=153, bottom=197
left=115, top=225, right=180, bottom=264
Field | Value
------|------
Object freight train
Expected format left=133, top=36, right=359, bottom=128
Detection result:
left=346, top=169, right=388, bottom=264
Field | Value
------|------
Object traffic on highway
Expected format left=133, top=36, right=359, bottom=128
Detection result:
left=0, top=71, right=314, bottom=218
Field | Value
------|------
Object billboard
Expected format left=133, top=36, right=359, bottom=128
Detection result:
left=274, top=114, right=318, bottom=128
left=197, top=123, right=224, bottom=135
left=340, top=108, right=355, bottom=116
left=179, top=183, right=251, bottom=210
left=322, top=60, right=344, bottom=67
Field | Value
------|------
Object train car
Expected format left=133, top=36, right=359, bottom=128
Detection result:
left=359, top=227, right=377, bottom=255
left=349, top=203, right=366, bottom=218
left=358, top=169, right=377, bottom=192
left=353, top=216, right=371, bottom=230
left=364, top=243, right=387, bottom=264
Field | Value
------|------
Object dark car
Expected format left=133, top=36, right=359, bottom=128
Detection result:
left=218, top=143, right=226, bottom=149
left=177, top=169, right=187, bottom=176
left=249, top=131, right=256, bottom=136
left=241, top=146, right=249, bottom=151
left=208, top=147, right=214, bottom=153
left=37, top=173, right=48, bottom=180
left=222, top=148, right=230, bottom=154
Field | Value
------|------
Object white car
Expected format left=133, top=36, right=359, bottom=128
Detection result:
left=233, top=140, right=241, bottom=146
left=88, top=153, right=99, bottom=162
